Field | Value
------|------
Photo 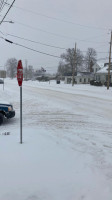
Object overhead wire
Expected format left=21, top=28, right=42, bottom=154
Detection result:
left=0, top=2, right=110, bottom=62
left=0, top=35, right=109, bottom=65
left=0, top=36, right=61, bottom=58
left=0, top=31, right=109, bottom=54
left=8, top=20, right=108, bottom=44
left=7, top=33, right=66, bottom=50
left=0, top=14, right=108, bottom=43
left=4, top=32, right=109, bottom=54
left=5, top=3, right=109, bottom=31
left=13, top=42, right=61, bottom=58
left=0, top=7, right=109, bottom=44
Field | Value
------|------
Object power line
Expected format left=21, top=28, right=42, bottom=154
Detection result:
left=0, top=36, right=61, bottom=58
left=0, top=31, right=109, bottom=54
left=0, top=15, right=108, bottom=43
left=80, top=50, right=109, bottom=54
left=0, top=11, right=109, bottom=43
left=13, top=42, right=61, bottom=58
left=0, top=0, right=16, bottom=25
left=10, top=20, right=108, bottom=44
left=7, top=33, right=66, bottom=50
left=0, top=34, right=110, bottom=61
left=6, top=4, right=109, bottom=31
left=0, top=36, right=109, bottom=64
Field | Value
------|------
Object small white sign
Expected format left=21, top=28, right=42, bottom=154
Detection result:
left=0, top=70, right=6, bottom=78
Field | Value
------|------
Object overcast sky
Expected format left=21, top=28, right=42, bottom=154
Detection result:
left=0, top=0, right=112, bottom=73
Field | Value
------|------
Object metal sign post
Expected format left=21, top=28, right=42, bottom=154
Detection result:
left=17, top=60, right=23, bottom=144
left=20, top=86, right=22, bottom=144
left=0, top=70, right=6, bottom=90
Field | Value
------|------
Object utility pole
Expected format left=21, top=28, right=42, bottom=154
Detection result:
left=107, top=31, right=112, bottom=90
left=72, top=43, right=76, bottom=86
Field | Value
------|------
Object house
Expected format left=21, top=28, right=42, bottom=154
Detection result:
left=64, top=72, right=94, bottom=84
left=76, top=72, right=94, bottom=84
left=92, top=63, right=101, bottom=74
left=64, top=76, right=72, bottom=84
left=95, top=63, right=112, bottom=84
left=64, top=63, right=111, bottom=85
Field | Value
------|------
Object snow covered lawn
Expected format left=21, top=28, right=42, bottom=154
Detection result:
left=0, top=79, right=112, bottom=200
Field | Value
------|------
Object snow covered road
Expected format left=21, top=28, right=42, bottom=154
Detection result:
left=0, top=79, right=112, bottom=200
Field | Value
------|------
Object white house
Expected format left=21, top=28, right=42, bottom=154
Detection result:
left=95, top=63, right=112, bottom=84
left=64, top=63, right=110, bottom=85
left=76, top=72, right=94, bottom=84
left=64, top=72, right=94, bottom=84
left=92, top=63, right=101, bottom=74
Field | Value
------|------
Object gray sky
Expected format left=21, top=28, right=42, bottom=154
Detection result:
left=0, top=0, right=111, bottom=73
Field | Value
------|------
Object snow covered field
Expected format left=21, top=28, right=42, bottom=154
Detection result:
left=0, top=79, right=112, bottom=200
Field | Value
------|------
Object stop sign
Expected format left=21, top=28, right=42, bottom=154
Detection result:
left=17, top=60, right=23, bottom=86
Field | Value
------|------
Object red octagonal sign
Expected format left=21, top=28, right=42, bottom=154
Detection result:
left=17, top=60, right=23, bottom=86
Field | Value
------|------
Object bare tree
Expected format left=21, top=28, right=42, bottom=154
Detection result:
left=6, top=58, right=17, bottom=79
left=57, top=61, right=71, bottom=76
left=85, top=48, right=97, bottom=72
left=57, top=48, right=84, bottom=76
left=24, top=59, right=28, bottom=80
left=27, top=65, right=34, bottom=80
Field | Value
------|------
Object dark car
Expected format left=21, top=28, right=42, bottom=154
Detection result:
left=90, top=80, right=96, bottom=85
left=0, top=79, right=4, bottom=84
left=90, top=80, right=102, bottom=86
left=104, top=81, right=112, bottom=87
left=0, top=103, right=15, bottom=125
left=94, top=81, right=102, bottom=86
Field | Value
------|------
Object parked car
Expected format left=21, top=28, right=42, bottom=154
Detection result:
left=0, top=102, right=15, bottom=125
left=94, top=81, right=102, bottom=86
left=0, top=79, right=4, bottom=84
left=104, top=81, right=112, bottom=87
left=90, top=80, right=96, bottom=85
left=90, top=80, right=102, bottom=86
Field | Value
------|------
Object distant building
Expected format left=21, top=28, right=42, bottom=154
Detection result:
left=64, top=72, right=94, bottom=84
left=92, top=63, right=101, bottom=74
left=64, top=63, right=111, bottom=85
left=95, top=63, right=112, bottom=84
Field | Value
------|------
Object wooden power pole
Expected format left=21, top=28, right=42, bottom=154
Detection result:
left=72, top=43, right=77, bottom=86
left=107, top=31, right=112, bottom=90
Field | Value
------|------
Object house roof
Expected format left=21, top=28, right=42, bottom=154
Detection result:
left=96, top=64, right=112, bottom=74
left=92, top=63, right=103, bottom=69
left=77, top=72, right=94, bottom=77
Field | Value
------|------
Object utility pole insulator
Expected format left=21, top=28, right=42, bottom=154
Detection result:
left=5, top=39, right=13, bottom=44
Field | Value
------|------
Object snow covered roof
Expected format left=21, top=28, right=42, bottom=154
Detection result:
left=77, top=72, right=94, bottom=77
left=96, top=62, right=104, bottom=68
left=96, top=64, right=112, bottom=74
left=92, top=63, right=104, bottom=70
